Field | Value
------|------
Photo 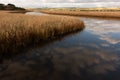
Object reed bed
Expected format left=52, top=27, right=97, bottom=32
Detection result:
left=0, top=12, right=84, bottom=54
left=41, top=10, right=120, bottom=18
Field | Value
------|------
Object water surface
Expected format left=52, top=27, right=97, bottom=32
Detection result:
left=0, top=12, right=120, bottom=80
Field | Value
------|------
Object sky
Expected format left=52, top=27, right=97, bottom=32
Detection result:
left=0, top=0, right=120, bottom=8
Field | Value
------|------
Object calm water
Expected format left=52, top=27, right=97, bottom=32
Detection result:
left=0, top=12, right=120, bottom=80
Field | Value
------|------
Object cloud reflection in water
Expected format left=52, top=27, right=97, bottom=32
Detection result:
left=83, top=18, right=120, bottom=45
left=0, top=46, right=120, bottom=80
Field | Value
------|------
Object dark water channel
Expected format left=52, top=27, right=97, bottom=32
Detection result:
left=0, top=12, right=120, bottom=80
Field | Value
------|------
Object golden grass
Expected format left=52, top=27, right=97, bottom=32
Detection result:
left=0, top=12, right=84, bottom=54
left=41, top=10, right=120, bottom=18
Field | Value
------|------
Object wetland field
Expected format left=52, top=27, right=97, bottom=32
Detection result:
left=0, top=7, right=120, bottom=80
left=32, top=7, right=120, bottom=18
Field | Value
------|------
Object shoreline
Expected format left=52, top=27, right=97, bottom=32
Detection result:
left=0, top=10, right=30, bottom=13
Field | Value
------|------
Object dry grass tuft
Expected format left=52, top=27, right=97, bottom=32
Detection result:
left=0, top=12, right=84, bottom=54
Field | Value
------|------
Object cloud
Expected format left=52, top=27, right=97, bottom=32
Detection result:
left=0, top=0, right=120, bottom=8
left=0, top=0, right=120, bottom=3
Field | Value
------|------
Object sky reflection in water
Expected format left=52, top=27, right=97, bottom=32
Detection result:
left=0, top=17, right=120, bottom=80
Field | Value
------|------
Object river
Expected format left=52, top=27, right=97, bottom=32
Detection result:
left=0, top=12, right=120, bottom=80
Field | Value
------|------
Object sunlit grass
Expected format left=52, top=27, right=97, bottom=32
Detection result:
left=0, top=12, right=84, bottom=54
left=41, top=10, right=120, bottom=18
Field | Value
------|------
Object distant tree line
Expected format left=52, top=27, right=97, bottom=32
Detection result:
left=0, top=3, right=25, bottom=10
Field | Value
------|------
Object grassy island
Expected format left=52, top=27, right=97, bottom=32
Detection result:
left=0, top=12, right=84, bottom=54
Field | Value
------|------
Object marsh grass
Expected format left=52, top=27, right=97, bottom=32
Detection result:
left=0, top=12, right=84, bottom=54
left=41, top=10, right=120, bottom=18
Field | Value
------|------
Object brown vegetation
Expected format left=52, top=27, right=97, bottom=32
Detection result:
left=41, top=10, right=120, bottom=18
left=0, top=12, right=84, bottom=54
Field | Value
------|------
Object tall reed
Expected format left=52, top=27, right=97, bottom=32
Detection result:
left=0, top=12, right=84, bottom=54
